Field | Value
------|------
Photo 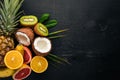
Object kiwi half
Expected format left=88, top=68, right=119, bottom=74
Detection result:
left=20, top=15, right=38, bottom=27
left=34, top=23, right=48, bottom=36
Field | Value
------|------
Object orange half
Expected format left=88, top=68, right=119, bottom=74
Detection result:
left=4, top=50, right=23, bottom=69
left=30, top=56, right=48, bottom=73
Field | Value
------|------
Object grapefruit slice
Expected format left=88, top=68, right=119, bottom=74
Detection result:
left=4, top=50, right=23, bottom=69
left=23, top=46, right=32, bottom=64
left=30, top=56, right=48, bottom=73
left=13, top=64, right=31, bottom=80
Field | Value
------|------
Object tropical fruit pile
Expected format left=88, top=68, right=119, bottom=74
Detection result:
left=3, top=45, right=49, bottom=79
left=0, top=0, right=69, bottom=79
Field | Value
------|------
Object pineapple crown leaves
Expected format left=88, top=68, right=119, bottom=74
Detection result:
left=0, top=0, right=24, bottom=36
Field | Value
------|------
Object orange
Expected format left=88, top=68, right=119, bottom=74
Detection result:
left=30, top=56, right=48, bottom=73
left=15, top=44, right=24, bottom=55
left=4, top=50, right=23, bottom=69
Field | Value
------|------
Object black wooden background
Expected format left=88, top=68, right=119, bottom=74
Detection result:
left=2, top=0, right=120, bottom=80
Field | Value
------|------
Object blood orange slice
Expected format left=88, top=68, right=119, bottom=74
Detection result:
left=23, top=46, right=32, bottom=64
left=13, top=64, right=31, bottom=80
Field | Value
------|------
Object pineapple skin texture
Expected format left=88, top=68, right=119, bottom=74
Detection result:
left=0, top=36, right=14, bottom=66
left=0, top=0, right=24, bottom=67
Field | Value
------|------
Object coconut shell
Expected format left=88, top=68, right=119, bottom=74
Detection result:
left=15, top=27, right=34, bottom=46
left=32, top=44, right=49, bottom=56
left=32, top=37, right=52, bottom=56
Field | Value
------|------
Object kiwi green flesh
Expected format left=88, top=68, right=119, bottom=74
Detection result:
left=36, top=24, right=48, bottom=36
left=20, top=16, right=38, bottom=25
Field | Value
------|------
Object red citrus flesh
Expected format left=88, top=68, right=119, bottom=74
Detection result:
left=13, top=64, right=31, bottom=80
left=14, top=68, right=30, bottom=79
left=23, top=46, right=32, bottom=64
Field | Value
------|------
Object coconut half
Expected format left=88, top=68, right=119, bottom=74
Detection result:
left=15, top=27, right=34, bottom=46
left=32, top=37, right=52, bottom=56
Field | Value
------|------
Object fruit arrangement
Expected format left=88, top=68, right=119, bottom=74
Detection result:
left=0, top=0, right=69, bottom=79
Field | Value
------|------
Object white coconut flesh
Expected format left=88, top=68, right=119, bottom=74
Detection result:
left=16, top=32, right=30, bottom=46
left=34, top=37, right=51, bottom=53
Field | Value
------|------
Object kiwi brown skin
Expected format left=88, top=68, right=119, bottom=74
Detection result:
left=32, top=37, right=52, bottom=56
left=15, top=27, right=34, bottom=46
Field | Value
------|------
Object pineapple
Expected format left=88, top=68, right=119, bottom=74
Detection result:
left=0, top=0, right=24, bottom=66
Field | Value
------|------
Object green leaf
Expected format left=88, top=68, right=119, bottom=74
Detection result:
left=47, top=53, right=70, bottom=64
left=39, top=13, right=50, bottom=23
left=47, top=55, right=63, bottom=64
left=0, top=0, right=24, bottom=35
left=45, top=19, right=57, bottom=28
left=48, top=35, right=65, bottom=39
left=48, top=29, right=69, bottom=36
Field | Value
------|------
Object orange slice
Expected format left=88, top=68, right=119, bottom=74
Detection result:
left=4, top=50, right=23, bottom=69
left=30, top=56, right=48, bottom=73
